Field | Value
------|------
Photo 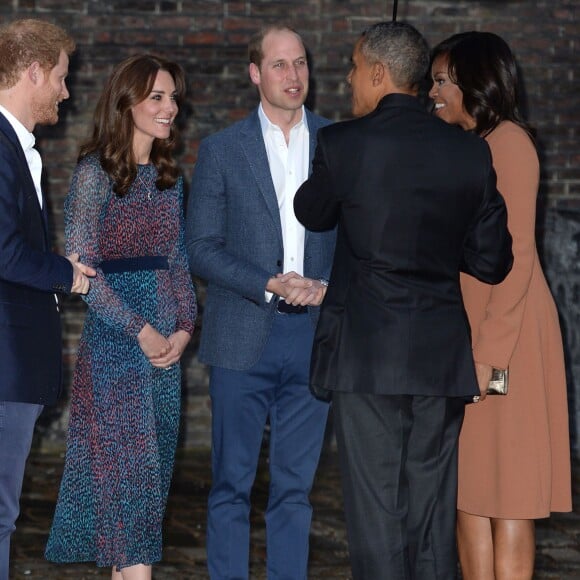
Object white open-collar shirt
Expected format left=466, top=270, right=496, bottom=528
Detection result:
left=0, top=104, right=43, bottom=208
left=258, top=103, right=309, bottom=279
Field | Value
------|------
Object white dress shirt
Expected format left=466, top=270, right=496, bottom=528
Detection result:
left=258, top=104, right=309, bottom=303
left=0, top=104, right=43, bottom=208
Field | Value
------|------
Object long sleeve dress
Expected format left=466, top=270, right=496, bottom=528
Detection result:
left=457, top=121, right=572, bottom=518
left=45, top=154, right=197, bottom=568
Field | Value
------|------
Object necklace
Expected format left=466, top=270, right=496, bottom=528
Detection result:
left=136, top=168, right=156, bottom=200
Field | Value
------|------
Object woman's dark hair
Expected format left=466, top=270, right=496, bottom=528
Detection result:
left=431, top=31, right=532, bottom=138
left=80, top=54, right=186, bottom=197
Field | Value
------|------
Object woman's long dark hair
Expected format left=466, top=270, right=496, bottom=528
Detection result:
left=80, top=54, right=186, bottom=197
left=431, top=31, right=532, bottom=138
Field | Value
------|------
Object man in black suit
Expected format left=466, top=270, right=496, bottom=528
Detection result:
left=0, top=19, right=95, bottom=578
left=294, top=21, right=513, bottom=579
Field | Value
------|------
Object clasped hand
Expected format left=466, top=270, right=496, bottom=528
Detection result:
left=137, top=324, right=191, bottom=369
left=267, top=271, right=328, bottom=307
left=67, top=253, right=96, bottom=295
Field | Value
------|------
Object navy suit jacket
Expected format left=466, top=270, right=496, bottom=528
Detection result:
left=186, top=107, right=336, bottom=370
left=0, top=111, right=73, bottom=404
left=295, top=94, right=513, bottom=400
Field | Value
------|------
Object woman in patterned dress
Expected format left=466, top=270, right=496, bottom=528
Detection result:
left=45, top=54, right=197, bottom=579
left=430, top=33, right=571, bottom=579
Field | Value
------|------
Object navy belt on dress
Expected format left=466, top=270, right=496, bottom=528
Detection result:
left=99, top=255, right=169, bottom=274
left=276, top=299, right=307, bottom=315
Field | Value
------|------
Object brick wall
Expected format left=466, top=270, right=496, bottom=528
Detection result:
left=2, top=1, right=578, bottom=452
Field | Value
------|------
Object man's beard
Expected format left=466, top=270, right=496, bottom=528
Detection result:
left=31, top=87, right=59, bottom=126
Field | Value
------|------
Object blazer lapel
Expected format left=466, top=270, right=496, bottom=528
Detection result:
left=240, top=110, right=283, bottom=245
left=0, top=113, right=48, bottom=241
left=306, top=109, right=321, bottom=170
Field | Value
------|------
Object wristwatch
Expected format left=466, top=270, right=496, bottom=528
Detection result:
left=319, top=278, right=329, bottom=287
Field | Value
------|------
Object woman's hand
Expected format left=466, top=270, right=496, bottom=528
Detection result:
left=137, top=323, right=172, bottom=365
left=148, top=329, right=192, bottom=369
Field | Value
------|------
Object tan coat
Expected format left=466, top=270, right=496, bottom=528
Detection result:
left=458, top=121, right=572, bottom=518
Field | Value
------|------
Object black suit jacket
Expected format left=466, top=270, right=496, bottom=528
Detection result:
left=0, top=111, right=73, bottom=404
left=294, top=94, right=513, bottom=401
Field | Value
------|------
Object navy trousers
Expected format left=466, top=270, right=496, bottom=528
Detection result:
left=334, top=392, right=465, bottom=580
left=206, top=312, right=329, bottom=580
left=0, top=401, right=43, bottom=580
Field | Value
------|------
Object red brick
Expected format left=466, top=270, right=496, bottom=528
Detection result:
left=1, top=0, right=577, bottom=450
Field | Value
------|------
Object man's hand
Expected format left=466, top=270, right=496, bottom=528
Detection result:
left=266, top=271, right=308, bottom=298
left=474, top=361, right=492, bottom=402
left=272, top=272, right=328, bottom=306
left=67, top=253, right=96, bottom=295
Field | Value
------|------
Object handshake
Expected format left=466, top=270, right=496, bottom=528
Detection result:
left=267, top=271, right=328, bottom=307
left=66, top=253, right=97, bottom=295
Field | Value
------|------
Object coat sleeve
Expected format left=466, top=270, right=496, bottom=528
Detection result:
left=471, top=124, right=539, bottom=369
left=460, top=143, right=513, bottom=285
left=294, top=134, right=340, bottom=231
left=185, top=138, right=275, bottom=305
left=65, top=159, right=147, bottom=337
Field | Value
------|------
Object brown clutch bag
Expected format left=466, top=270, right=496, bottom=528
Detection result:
left=487, top=367, right=508, bottom=395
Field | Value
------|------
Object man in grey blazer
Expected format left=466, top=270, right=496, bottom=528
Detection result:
left=187, top=24, right=335, bottom=579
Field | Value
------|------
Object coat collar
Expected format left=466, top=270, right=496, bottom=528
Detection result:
left=238, top=106, right=322, bottom=244
left=0, top=105, right=35, bottom=152
left=374, top=92, right=425, bottom=113
left=0, top=109, right=22, bottom=149
left=239, top=108, right=282, bottom=240
left=0, top=110, right=48, bottom=235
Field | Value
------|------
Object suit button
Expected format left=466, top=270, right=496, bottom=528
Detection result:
left=277, top=260, right=282, bottom=267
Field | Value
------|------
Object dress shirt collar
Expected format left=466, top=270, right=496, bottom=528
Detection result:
left=257, top=103, right=308, bottom=138
left=0, top=104, right=36, bottom=152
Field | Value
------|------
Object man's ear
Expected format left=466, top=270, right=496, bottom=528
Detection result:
left=372, top=62, right=385, bottom=87
left=249, top=62, right=261, bottom=86
left=27, top=61, right=43, bottom=85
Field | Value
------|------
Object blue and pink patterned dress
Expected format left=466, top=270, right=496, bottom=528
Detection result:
left=45, top=154, right=197, bottom=568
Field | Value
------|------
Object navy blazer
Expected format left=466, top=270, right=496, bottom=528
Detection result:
left=295, top=94, right=513, bottom=400
left=0, top=112, right=73, bottom=404
left=187, top=107, right=336, bottom=371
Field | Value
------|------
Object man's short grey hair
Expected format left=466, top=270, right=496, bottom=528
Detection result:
left=359, top=21, right=430, bottom=90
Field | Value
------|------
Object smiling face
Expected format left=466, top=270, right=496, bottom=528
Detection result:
left=30, top=50, right=70, bottom=127
left=429, top=54, right=475, bottom=130
left=131, top=69, right=178, bottom=156
left=249, top=28, right=309, bottom=123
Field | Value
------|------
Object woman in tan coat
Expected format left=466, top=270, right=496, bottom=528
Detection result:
left=430, top=32, right=572, bottom=579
